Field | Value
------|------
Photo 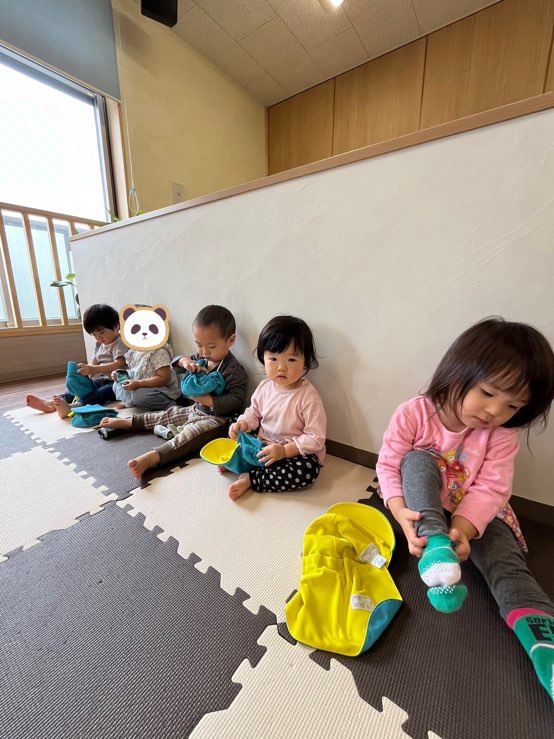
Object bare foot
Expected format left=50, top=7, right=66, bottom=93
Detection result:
left=218, top=465, right=230, bottom=475
left=128, top=450, right=161, bottom=480
left=228, top=472, right=251, bottom=500
left=26, top=395, right=55, bottom=413
left=116, top=402, right=127, bottom=410
left=99, top=417, right=132, bottom=430
left=52, top=395, right=72, bottom=419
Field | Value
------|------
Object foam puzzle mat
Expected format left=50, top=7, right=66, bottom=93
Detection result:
left=1, top=407, right=552, bottom=738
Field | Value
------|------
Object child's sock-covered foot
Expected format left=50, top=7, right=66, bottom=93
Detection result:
left=508, top=609, right=554, bottom=702
left=419, top=533, right=461, bottom=587
left=427, top=583, right=468, bottom=614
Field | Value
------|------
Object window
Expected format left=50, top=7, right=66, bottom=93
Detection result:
left=0, top=45, right=114, bottom=220
left=0, top=46, right=115, bottom=330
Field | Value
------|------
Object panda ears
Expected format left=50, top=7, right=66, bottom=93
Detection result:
left=153, top=305, right=169, bottom=321
left=121, top=305, right=136, bottom=321
left=120, top=304, right=170, bottom=322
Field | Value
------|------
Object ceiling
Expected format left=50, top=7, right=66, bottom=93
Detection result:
left=144, top=1, right=502, bottom=106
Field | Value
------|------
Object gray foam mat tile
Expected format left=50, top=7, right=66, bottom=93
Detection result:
left=45, top=430, right=189, bottom=500
left=0, top=412, right=42, bottom=460
left=0, top=503, right=276, bottom=738
left=310, top=496, right=554, bottom=739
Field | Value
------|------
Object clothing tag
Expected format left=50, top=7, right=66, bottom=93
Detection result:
left=350, top=594, right=374, bottom=612
left=359, top=543, right=387, bottom=568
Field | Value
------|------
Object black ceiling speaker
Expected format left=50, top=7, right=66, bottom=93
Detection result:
left=141, top=0, right=178, bottom=28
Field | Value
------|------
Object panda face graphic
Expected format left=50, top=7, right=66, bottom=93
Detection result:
left=120, top=305, right=170, bottom=351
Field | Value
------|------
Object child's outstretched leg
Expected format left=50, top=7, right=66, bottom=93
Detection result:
left=509, top=610, right=554, bottom=702
left=471, top=518, right=554, bottom=701
left=98, top=417, right=133, bottom=431
left=401, top=450, right=467, bottom=613
left=228, top=472, right=251, bottom=500
left=26, top=395, right=55, bottom=413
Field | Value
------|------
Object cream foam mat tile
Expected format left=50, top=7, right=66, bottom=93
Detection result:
left=119, top=455, right=374, bottom=618
left=0, top=446, right=116, bottom=561
left=3, top=405, right=136, bottom=444
left=191, top=625, right=420, bottom=739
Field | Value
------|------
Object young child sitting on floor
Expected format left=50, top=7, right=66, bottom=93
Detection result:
left=26, top=303, right=127, bottom=418
left=224, top=315, right=326, bottom=501
left=99, top=305, right=248, bottom=479
left=376, top=317, right=554, bottom=701
left=109, top=302, right=180, bottom=412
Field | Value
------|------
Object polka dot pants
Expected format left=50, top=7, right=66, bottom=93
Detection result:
left=249, top=454, right=320, bottom=493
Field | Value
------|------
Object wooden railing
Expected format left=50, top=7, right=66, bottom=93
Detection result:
left=0, top=202, right=105, bottom=335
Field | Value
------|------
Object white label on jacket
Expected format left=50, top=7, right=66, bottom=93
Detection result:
left=360, top=543, right=387, bottom=568
left=350, top=594, right=374, bottom=612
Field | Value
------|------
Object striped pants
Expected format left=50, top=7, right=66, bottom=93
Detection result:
left=132, top=406, right=228, bottom=466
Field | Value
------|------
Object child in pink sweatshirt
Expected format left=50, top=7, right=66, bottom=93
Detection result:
left=377, top=317, right=554, bottom=701
left=226, top=315, right=326, bottom=501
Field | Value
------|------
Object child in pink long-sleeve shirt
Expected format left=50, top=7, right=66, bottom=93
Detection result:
left=226, top=315, right=326, bottom=501
left=377, top=317, right=554, bottom=702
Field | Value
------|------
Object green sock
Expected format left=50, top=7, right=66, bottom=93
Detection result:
left=511, top=611, right=554, bottom=702
left=427, top=583, right=468, bottom=614
left=418, top=534, right=461, bottom=587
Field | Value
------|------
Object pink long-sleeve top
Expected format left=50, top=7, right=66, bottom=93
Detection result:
left=376, top=396, right=519, bottom=537
left=237, top=378, right=327, bottom=465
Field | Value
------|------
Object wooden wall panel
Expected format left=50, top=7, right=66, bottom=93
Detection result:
left=333, top=39, right=426, bottom=155
left=421, top=0, right=554, bottom=127
left=545, top=28, right=554, bottom=91
left=0, top=331, right=86, bottom=383
left=268, top=79, right=335, bottom=174
left=267, top=80, right=334, bottom=175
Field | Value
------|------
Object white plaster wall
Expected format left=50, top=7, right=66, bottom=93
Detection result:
left=72, top=109, right=554, bottom=506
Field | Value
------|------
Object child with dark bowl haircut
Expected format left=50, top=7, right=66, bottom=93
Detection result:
left=26, top=303, right=127, bottom=417
left=99, top=305, right=248, bottom=479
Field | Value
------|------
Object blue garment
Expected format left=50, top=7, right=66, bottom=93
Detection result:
left=65, top=361, right=95, bottom=401
left=180, top=359, right=226, bottom=397
left=61, top=378, right=116, bottom=406
left=200, top=432, right=265, bottom=475
left=70, top=404, right=118, bottom=428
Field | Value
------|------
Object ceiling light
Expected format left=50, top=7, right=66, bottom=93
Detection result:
left=330, top=0, right=344, bottom=7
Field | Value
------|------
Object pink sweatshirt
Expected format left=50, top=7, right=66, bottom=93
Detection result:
left=238, top=378, right=327, bottom=465
left=376, top=396, right=519, bottom=537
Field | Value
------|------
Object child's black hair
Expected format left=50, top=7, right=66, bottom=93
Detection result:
left=256, top=315, right=319, bottom=371
left=193, top=305, right=236, bottom=339
left=425, top=317, right=554, bottom=430
left=82, top=304, right=120, bottom=334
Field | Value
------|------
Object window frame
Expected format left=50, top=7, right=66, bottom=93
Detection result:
left=0, top=43, right=117, bottom=221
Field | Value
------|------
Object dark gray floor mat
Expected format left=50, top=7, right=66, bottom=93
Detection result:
left=0, top=503, right=276, bottom=738
left=0, top=413, right=41, bottom=460
left=46, top=430, right=189, bottom=499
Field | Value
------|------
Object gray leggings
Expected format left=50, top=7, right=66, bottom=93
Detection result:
left=114, top=383, right=175, bottom=411
left=400, top=450, right=553, bottom=618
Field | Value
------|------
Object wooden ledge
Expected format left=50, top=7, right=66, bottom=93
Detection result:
left=71, top=92, right=554, bottom=243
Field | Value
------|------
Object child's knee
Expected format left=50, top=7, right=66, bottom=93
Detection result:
left=401, top=449, right=442, bottom=484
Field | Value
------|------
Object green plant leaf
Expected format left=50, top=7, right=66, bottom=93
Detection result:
left=65, top=273, right=76, bottom=280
